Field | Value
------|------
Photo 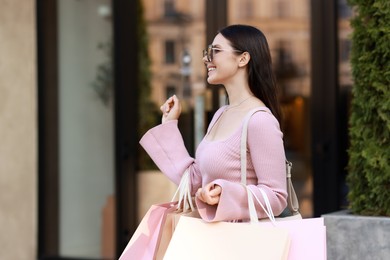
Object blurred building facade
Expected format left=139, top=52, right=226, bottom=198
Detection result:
left=143, top=0, right=207, bottom=105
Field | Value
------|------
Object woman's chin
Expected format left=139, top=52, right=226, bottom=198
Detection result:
left=207, top=77, right=219, bottom=85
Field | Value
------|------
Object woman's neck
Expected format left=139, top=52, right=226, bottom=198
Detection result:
left=224, top=84, right=253, bottom=106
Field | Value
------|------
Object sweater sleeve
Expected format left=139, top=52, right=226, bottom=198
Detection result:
left=139, top=120, right=202, bottom=193
left=195, top=111, right=287, bottom=222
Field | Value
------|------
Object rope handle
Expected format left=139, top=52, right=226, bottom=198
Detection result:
left=245, top=186, right=277, bottom=225
left=171, top=168, right=195, bottom=212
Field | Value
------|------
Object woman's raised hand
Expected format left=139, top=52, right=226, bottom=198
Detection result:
left=160, top=95, right=182, bottom=124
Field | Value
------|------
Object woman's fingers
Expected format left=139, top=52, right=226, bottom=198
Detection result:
left=169, top=95, right=180, bottom=114
left=161, top=95, right=181, bottom=123
left=196, top=184, right=221, bottom=205
left=160, top=96, right=174, bottom=114
left=196, top=188, right=204, bottom=201
left=209, top=185, right=222, bottom=197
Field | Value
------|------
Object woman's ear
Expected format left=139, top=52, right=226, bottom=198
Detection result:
left=238, top=52, right=250, bottom=67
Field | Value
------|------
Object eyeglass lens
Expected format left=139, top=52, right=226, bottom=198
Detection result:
left=202, top=45, right=213, bottom=62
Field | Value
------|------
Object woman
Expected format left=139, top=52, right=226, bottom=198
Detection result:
left=140, top=24, right=287, bottom=222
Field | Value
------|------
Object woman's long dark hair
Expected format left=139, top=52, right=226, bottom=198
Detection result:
left=219, top=24, right=282, bottom=124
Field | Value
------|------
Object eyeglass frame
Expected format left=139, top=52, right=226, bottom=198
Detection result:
left=202, top=44, right=243, bottom=62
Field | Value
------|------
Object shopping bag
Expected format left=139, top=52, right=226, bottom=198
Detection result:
left=120, top=168, right=195, bottom=260
left=164, top=216, right=291, bottom=260
left=155, top=208, right=200, bottom=260
left=252, top=187, right=326, bottom=260
left=119, top=201, right=177, bottom=260
left=155, top=170, right=199, bottom=260
left=164, top=186, right=290, bottom=260
left=260, top=217, right=327, bottom=260
left=171, top=208, right=201, bottom=233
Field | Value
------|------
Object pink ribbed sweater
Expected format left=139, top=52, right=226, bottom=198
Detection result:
left=139, top=106, right=287, bottom=222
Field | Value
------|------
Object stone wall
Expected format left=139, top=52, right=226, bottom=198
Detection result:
left=0, top=1, right=37, bottom=259
left=324, top=210, right=390, bottom=259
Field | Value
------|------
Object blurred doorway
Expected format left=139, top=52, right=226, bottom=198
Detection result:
left=38, top=0, right=138, bottom=259
left=57, top=0, right=115, bottom=258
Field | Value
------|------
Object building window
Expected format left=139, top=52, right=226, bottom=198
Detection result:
left=164, top=0, right=176, bottom=18
left=339, top=39, right=351, bottom=63
left=239, top=0, right=253, bottom=19
left=166, top=85, right=176, bottom=99
left=165, top=40, right=175, bottom=64
left=338, top=0, right=352, bottom=18
left=276, top=0, right=289, bottom=18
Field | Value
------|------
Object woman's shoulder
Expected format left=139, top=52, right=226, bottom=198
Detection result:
left=247, top=107, right=281, bottom=131
left=215, top=105, right=228, bottom=115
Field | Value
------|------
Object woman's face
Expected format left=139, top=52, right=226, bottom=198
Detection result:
left=203, top=34, right=242, bottom=85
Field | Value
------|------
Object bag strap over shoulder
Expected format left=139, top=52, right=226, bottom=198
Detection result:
left=240, top=107, right=300, bottom=214
left=240, top=108, right=268, bottom=185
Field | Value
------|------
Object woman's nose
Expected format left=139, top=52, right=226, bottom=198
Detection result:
left=202, top=56, right=209, bottom=65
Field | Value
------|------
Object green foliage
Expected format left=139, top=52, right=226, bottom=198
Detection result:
left=346, top=0, right=390, bottom=216
left=137, top=0, right=160, bottom=170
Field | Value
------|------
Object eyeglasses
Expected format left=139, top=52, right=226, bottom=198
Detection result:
left=202, top=44, right=243, bottom=62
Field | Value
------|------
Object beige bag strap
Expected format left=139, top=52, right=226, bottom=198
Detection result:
left=286, top=160, right=299, bottom=213
left=240, top=108, right=300, bottom=214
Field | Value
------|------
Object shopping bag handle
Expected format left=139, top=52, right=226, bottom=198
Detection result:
left=171, top=168, right=195, bottom=212
left=245, top=186, right=276, bottom=224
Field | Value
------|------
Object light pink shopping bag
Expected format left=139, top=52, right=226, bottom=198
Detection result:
left=164, top=215, right=291, bottom=260
left=119, top=202, right=177, bottom=260
left=260, top=217, right=327, bottom=260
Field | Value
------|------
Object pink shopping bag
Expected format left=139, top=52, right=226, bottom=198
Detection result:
left=260, top=217, right=327, bottom=260
left=119, top=202, right=177, bottom=260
